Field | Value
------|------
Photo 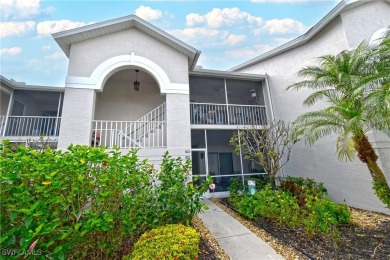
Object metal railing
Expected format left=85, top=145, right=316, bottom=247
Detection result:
left=91, top=120, right=166, bottom=148
left=190, top=103, right=267, bottom=125
left=3, top=116, right=61, bottom=136
left=122, top=102, right=166, bottom=133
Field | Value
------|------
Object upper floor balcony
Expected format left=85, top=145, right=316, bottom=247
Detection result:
left=189, top=71, right=269, bottom=127
left=190, top=103, right=266, bottom=125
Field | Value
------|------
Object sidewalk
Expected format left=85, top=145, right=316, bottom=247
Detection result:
left=198, top=199, right=284, bottom=260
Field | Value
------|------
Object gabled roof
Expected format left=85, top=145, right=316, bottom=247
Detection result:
left=52, top=14, right=201, bottom=70
left=230, top=0, right=388, bottom=71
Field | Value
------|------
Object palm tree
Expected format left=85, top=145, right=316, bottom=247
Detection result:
left=287, top=39, right=390, bottom=207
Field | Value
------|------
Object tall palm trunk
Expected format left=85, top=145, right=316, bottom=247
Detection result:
left=356, top=135, right=390, bottom=207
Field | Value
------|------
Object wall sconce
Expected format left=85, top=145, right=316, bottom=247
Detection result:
left=134, top=69, right=140, bottom=91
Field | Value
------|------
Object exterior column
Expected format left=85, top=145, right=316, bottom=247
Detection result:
left=166, top=93, right=191, bottom=149
left=57, top=88, right=95, bottom=149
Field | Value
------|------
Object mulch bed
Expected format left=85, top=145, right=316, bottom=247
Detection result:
left=192, top=215, right=230, bottom=260
left=218, top=198, right=390, bottom=260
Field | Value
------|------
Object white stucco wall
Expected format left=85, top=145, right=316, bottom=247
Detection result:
left=60, top=26, right=191, bottom=154
left=341, top=1, right=390, bottom=48
left=58, top=88, right=95, bottom=148
left=236, top=3, right=390, bottom=213
left=94, top=70, right=165, bottom=121
left=166, top=93, right=191, bottom=149
left=68, top=28, right=189, bottom=84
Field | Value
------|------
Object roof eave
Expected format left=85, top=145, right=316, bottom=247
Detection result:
left=190, top=68, right=267, bottom=80
left=229, top=0, right=372, bottom=72
left=52, top=14, right=200, bottom=64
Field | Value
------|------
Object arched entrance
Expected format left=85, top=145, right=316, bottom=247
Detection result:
left=92, top=68, right=166, bottom=148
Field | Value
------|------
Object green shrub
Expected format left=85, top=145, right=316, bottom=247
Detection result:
left=0, top=143, right=152, bottom=259
left=126, top=224, right=200, bottom=260
left=257, top=186, right=301, bottom=227
left=280, top=176, right=327, bottom=206
left=228, top=176, right=269, bottom=208
left=232, top=177, right=351, bottom=237
left=142, top=153, right=209, bottom=227
left=302, top=195, right=350, bottom=235
left=0, top=142, right=209, bottom=259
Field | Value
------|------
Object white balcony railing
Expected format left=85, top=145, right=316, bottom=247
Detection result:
left=190, top=103, right=267, bottom=125
left=2, top=116, right=61, bottom=137
left=92, top=120, right=166, bottom=148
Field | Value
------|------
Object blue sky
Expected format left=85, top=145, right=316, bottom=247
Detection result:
left=1, top=0, right=339, bottom=86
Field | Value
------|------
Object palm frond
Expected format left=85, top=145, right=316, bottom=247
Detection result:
left=336, top=129, right=357, bottom=162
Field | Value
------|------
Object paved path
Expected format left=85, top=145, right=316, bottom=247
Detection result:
left=198, top=199, right=284, bottom=260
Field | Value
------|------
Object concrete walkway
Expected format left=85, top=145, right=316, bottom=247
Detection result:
left=198, top=199, right=284, bottom=260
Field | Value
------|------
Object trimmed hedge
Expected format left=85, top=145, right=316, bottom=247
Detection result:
left=127, top=224, right=200, bottom=260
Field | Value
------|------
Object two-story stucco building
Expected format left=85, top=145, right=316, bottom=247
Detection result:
left=1, top=0, right=389, bottom=213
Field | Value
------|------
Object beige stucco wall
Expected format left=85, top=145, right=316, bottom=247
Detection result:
left=67, top=28, right=189, bottom=84
left=95, top=70, right=165, bottom=121
left=236, top=1, right=390, bottom=213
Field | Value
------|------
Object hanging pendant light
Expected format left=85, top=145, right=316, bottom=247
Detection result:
left=134, top=69, right=140, bottom=91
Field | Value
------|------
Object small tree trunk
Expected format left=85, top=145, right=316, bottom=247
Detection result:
left=357, top=136, right=388, bottom=185
left=366, top=157, right=389, bottom=185
left=269, top=173, right=276, bottom=189
left=357, top=135, right=390, bottom=207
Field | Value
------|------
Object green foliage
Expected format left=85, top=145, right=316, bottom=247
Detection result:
left=126, top=224, right=200, bottom=260
left=232, top=177, right=351, bottom=237
left=137, top=153, right=210, bottom=227
left=287, top=35, right=390, bottom=207
left=373, top=181, right=390, bottom=208
left=302, top=195, right=350, bottom=236
left=229, top=120, right=301, bottom=188
left=279, top=176, right=327, bottom=207
left=0, top=142, right=208, bottom=259
left=238, top=185, right=301, bottom=227
left=228, top=176, right=269, bottom=208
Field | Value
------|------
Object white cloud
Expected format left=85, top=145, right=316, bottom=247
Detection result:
left=227, top=34, right=247, bottom=46
left=170, top=27, right=246, bottom=47
left=135, top=5, right=162, bottom=21
left=255, top=18, right=307, bottom=35
left=251, top=0, right=307, bottom=3
left=225, top=44, right=275, bottom=59
left=42, top=45, right=52, bottom=51
left=170, top=27, right=228, bottom=44
left=0, top=47, right=22, bottom=56
left=186, top=7, right=263, bottom=28
left=0, top=21, right=35, bottom=37
left=0, top=0, right=54, bottom=20
left=186, top=13, right=205, bottom=27
left=36, top=20, right=93, bottom=37
left=45, top=51, right=66, bottom=60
